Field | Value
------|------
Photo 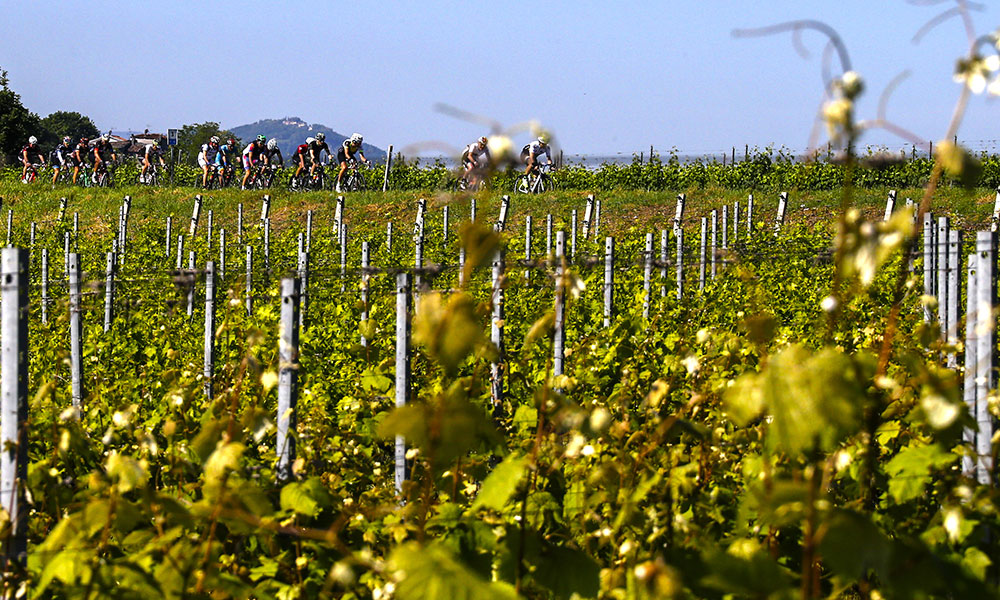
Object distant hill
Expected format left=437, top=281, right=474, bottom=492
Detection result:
left=229, top=118, right=386, bottom=161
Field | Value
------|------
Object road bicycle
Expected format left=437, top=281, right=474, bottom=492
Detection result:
left=21, top=163, right=43, bottom=184
left=455, top=165, right=487, bottom=192
left=339, top=160, right=369, bottom=192
left=137, top=161, right=165, bottom=186
left=91, top=161, right=115, bottom=188
left=514, top=163, right=556, bottom=194
left=289, top=163, right=328, bottom=192
left=204, top=165, right=227, bottom=190
left=247, top=164, right=280, bottom=190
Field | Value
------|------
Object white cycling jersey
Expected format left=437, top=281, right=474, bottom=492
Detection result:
left=523, top=140, right=552, bottom=162
left=464, top=143, right=491, bottom=163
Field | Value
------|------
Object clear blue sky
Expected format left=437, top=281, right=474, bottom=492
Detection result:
left=3, top=1, right=1000, bottom=157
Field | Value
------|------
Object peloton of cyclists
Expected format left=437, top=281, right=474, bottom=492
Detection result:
left=72, top=137, right=91, bottom=185
left=91, top=135, right=118, bottom=182
left=521, top=134, right=553, bottom=177
left=241, top=134, right=268, bottom=190
left=198, top=136, right=222, bottom=187
left=50, top=136, right=74, bottom=185
left=21, top=136, right=46, bottom=182
left=141, top=141, right=167, bottom=182
left=462, top=136, right=492, bottom=188
left=335, top=133, right=368, bottom=193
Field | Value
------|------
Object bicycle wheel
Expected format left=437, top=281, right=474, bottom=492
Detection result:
left=514, top=175, right=531, bottom=194
left=538, top=173, right=555, bottom=193
left=354, top=172, right=367, bottom=192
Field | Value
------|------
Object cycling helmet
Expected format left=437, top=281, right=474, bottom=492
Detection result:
left=210, top=136, right=220, bottom=144
left=256, top=134, right=266, bottom=143
left=350, top=133, right=363, bottom=144
left=80, top=137, right=89, bottom=144
left=228, top=138, right=236, bottom=147
left=306, top=137, right=316, bottom=145
left=63, top=136, right=72, bottom=145
left=28, top=136, right=37, bottom=145
left=267, top=139, right=278, bottom=150
left=479, top=136, right=488, bottom=146
left=537, top=135, right=549, bottom=145
left=315, top=132, right=325, bottom=141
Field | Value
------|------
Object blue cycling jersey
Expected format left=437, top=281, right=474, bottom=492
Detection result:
left=217, top=144, right=236, bottom=165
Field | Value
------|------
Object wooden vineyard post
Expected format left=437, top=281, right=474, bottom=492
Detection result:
left=395, top=273, right=412, bottom=494
left=165, top=216, right=172, bottom=258
left=187, top=251, right=196, bottom=318
left=774, top=192, right=787, bottom=234
left=58, top=197, right=67, bottom=223
left=470, top=197, right=477, bottom=223
left=497, top=195, right=510, bottom=232
left=733, top=201, right=740, bottom=243
left=276, top=277, right=301, bottom=483
left=747, top=193, right=754, bottom=235
left=722, top=205, right=729, bottom=250
left=203, top=261, right=215, bottom=399
left=306, top=210, right=313, bottom=254
left=964, top=255, right=978, bottom=478
left=884, top=190, right=897, bottom=221
left=382, top=144, right=393, bottom=192
left=604, top=237, right=614, bottom=327
left=361, top=242, right=370, bottom=347
left=974, top=231, right=996, bottom=485
left=71, top=210, right=78, bottom=240
left=414, top=227, right=423, bottom=313
left=553, top=232, right=566, bottom=377
left=937, top=217, right=949, bottom=337
left=660, top=230, right=669, bottom=298
left=583, top=194, right=594, bottom=240
left=991, top=187, right=1000, bottom=232
left=673, top=193, right=686, bottom=233
left=64, top=233, right=70, bottom=280
left=261, top=194, right=271, bottom=223
left=699, top=218, right=707, bottom=292
left=525, top=216, right=533, bottom=281
left=6, top=209, right=12, bottom=246
left=922, top=213, right=934, bottom=322
left=1, top=248, right=28, bottom=565
left=490, top=248, right=505, bottom=407
left=340, top=223, right=347, bottom=293
left=69, top=253, right=83, bottom=408
left=29, top=222, right=35, bottom=260
left=176, top=235, right=185, bottom=271
left=298, top=251, right=309, bottom=331
left=676, top=227, right=684, bottom=300
left=207, top=210, right=214, bottom=250
left=190, top=194, right=202, bottom=236
left=103, top=251, right=115, bottom=333
left=219, top=229, right=226, bottom=282
left=711, top=209, right=718, bottom=280
left=386, top=222, right=393, bottom=254
left=415, top=198, right=426, bottom=240
left=237, top=202, right=244, bottom=246
left=642, top=233, right=653, bottom=319
left=263, top=219, right=271, bottom=282
left=41, top=248, right=48, bottom=325
left=594, top=198, right=602, bottom=238
left=443, top=206, right=449, bottom=243
left=245, top=246, right=253, bottom=317
left=946, top=230, right=961, bottom=368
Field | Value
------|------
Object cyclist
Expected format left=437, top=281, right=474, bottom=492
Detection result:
left=241, top=135, right=268, bottom=189
left=308, top=132, right=333, bottom=177
left=264, top=138, right=283, bottom=167
left=198, top=136, right=222, bottom=187
left=462, top=136, right=492, bottom=187
left=293, top=137, right=315, bottom=181
left=521, top=135, right=553, bottom=177
left=91, top=135, right=117, bottom=182
left=20, top=136, right=45, bottom=182
left=50, top=136, right=74, bottom=185
left=335, top=132, right=368, bottom=193
left=140, top=141, right=167, bottom=183
left=72, top=137, right=91, bottom=185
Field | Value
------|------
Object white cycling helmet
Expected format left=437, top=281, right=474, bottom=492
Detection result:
left=267, top=139, right=278, bottom=150
left=350, top=132, right=363, bottom=144
left=315, top=132, right=325, bottom=141
left=28, top=136, right=37, bottom=144
left=210, top=136, right=220, bottom=144
left=537, top=135, right=549, bottom=145
left=63, top=136, right=72, bottom=144
left=306, top=137, right=316, bottom=145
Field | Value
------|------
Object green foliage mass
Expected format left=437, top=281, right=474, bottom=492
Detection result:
left=0, top=185, right=991, bottom=599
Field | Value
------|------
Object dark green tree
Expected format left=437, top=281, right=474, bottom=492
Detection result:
left=176, top=122, right=240, bottom=165
left=39, top=111, right=101, bottom=147
left=0, top=68, right=42, bottom=166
